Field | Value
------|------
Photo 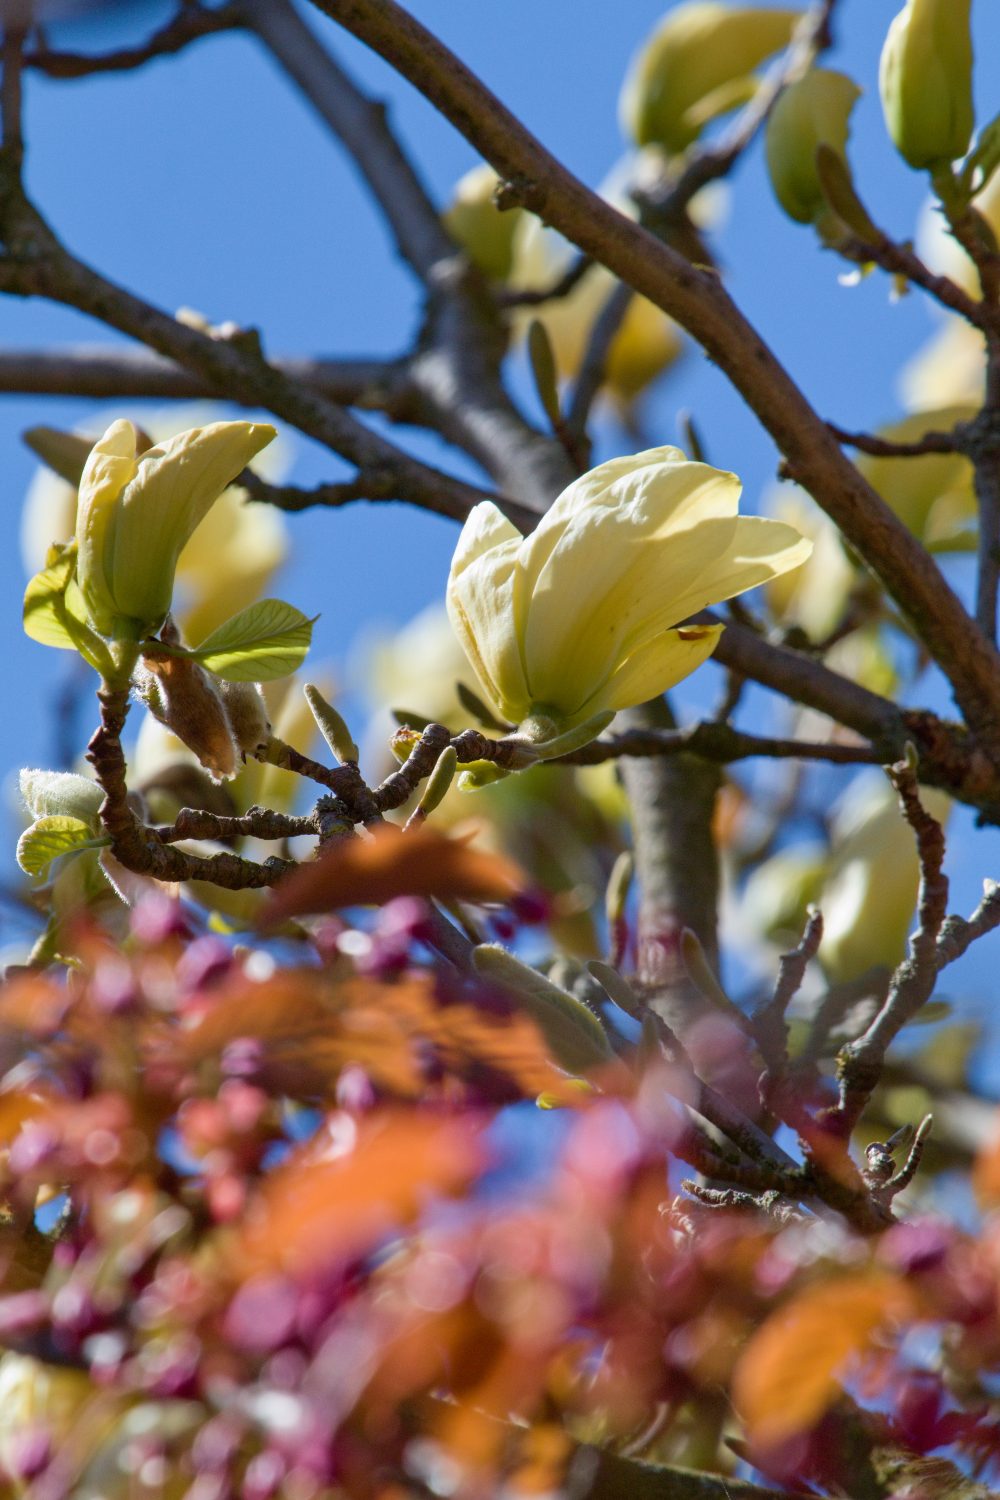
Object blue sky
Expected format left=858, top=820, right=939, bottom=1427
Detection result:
left=3, top=0, right=1000, bottom=1054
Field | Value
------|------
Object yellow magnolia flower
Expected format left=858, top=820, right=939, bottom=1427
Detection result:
left=879, top=0, right=974, bottom=171
left=75, top=418, right=275, bottom=638
left=819, top=775, right=952, bottom=982
left=764, top=489, right=856, bottom=641
left=21, top=411, right=290, bottom=640
left=901, top=317, right=985, bottom=410
left=765, top=68, right=861, bottom=227
left=856, top=405, right=977, bottom=550
left=620, top=3, right=802, bottom=155
left=446, top=446, right=811, bottom=734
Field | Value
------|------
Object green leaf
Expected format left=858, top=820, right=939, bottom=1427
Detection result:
left=16, top=816, right=102, bottom=878
left=189, top=598, right=316, bottom=682
left=22, top=550, right=114, bottom=676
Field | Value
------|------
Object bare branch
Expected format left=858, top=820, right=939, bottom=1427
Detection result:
left=753, top=908, right=824, bottom=1074
left=0, top=346, right=411, bottom=410
left=564, top=279, right=632, bottom=441
left=87, top=686, right=292, bottom=890
left=241, top=0, right=451, bottom=281
left=935, top=878, right=1000, bottom=968
left=23, top=3, right=243, bottom=78
left=828, top=421, right=964, bottom=458
left=4, top=240, right=512, bottom=525
left=833, top=758, right=950, bottom=1130
left=496, top=252, right=591, bottom=307
left=560, top=723, right=884, bottom=769
left=154, top=806, right=316, bottom=844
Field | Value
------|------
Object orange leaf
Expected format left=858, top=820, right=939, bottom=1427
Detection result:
left=175, top=970, right=568, bottom=1102
left=732, top=1272, right=915, bottom=1448
left=240, top=1111, right=484, bottom=1277
left=260, top=823, right=525, bottom=924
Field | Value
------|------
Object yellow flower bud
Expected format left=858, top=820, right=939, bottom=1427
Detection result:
left=446, top=446, right=811, bottom=733
left=820, top=776, right=951, bottom=982
left=879, top=0, right=974, bottom=171
left=765, top=69, right=861, bottom=225
left=621, top=4, right=802, bottom=155
left=444, top=163, right=524, bottom=282
left=76, top=418, right=275, bottom=638
left=855, top=405, right=977, bottom=550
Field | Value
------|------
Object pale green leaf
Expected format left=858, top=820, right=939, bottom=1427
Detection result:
left=189, top=598, right=315, bottom=682
left=16, top=817, right=102, bottom=878
left=22, top=550, right=114, bottom=675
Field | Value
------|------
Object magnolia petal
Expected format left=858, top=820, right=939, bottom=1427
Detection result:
left=447, top=503, right=532, bottom=723
left=111, top=421, right=276, bottom=627
left=76, top=420, right=139, bottom=635
left=527, top=511, right=810, bottom=713
left=539, top=445, right=709, bottom=529
left=578, top=623, right=724, bottom=721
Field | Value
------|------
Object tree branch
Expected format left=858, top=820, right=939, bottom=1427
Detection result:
left=833, top=759, right=950, bottom=1130
left=0, top=345, right=411, bottom=410
left=3, top=237, right=508, bottom=525
left=309, top=0, right=1000, bottom=740
left=241, top=0, right=572, bottom=508
left=23, top=3, right=243, bottom=77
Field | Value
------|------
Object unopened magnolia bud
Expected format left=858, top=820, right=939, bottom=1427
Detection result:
left=135, top=654, right=240, bottom=781
left=765, top=69, right=861, bottom=226
left=621, top=4, right=803, bottom=155
left=417, top=745, right=458, bottom=815
left=879, top=0, right=974, bottom=171
left=304, top=683, right=359, bottom=764
left=444, top=163, right=523, bottom=281
left=219, top=680, right=271, bottom=759
left=19, top=768, right=103, bottom=826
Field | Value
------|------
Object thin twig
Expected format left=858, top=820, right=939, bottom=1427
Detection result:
left=833, top=758, right=950, bottom=1130
left=0, top=347, right=411, bottom=409
left=752, top=908, right=824, bottom=1074
left=23, top=3, right=243, bottom=77
left=496, top=252, right=591, bottom=307
left=828, top=422, right=964, bottom=458
left=564, top=280, right=632, bottom=439
left=559, top=723, right=885, bottom=769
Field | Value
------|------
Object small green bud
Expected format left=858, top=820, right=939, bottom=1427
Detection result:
left=879, top=0, right=974, bottom=171
left=418, top=745, right=458, bottom=815
left=304, top=683, right=360, bottom=764
left=604, top=852, right=634, bottom=929
left=765, top=69, right=861, bottom=226
left=527, top=319, right=563, bottom=430
left=19, top=768, right=103, bottom=827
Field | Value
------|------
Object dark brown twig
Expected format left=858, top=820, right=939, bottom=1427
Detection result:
left=828, top=422, right=964, bottom=458
left=832, top=759, right=950, bottom=1130
left=23, top=4, right=243, bottom=77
